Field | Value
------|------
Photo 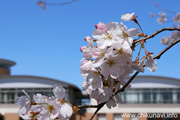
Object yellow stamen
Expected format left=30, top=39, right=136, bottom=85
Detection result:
left=117, top=48, right=123, bottom=54
left=48, top=105, right=54, bottom=113
left=59, top=99, right=65, bottom=104
left=107, top=33, right=112, bottom=39
left=107, top=60, right=115, bottom=67
left=100, top=52, right=105, bottom=56
left=93, top=71, right=99, bottom=75
left=122, top=31, right=128, bottom=38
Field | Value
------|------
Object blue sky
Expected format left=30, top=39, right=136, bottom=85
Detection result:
left=0, top=0, right=180, bottom=88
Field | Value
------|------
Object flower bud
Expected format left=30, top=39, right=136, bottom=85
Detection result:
left=80, top=46, right=87, bottom=52
left=84, top=36, right=91, bottom=41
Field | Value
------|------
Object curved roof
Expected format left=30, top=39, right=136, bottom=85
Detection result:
left=0, top=75, right=180, bottom=89
left=0, top=75, right=79, bottom=89
left=126, top=75, right=180, bottom=88
left=0, top=59, right=16, bottom=67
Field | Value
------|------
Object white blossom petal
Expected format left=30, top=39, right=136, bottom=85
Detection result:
left=145, top=58, right=157, bottom=72
left=53, top=85, right=66, bottom=100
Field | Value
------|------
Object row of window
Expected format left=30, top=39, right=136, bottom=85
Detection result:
left=119, top=88, right=180, bottom=104
left=0, top=87, right=82, bottom=105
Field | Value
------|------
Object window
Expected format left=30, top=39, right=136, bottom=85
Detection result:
left=98, top=114, right=106, bottom=120
left=125, top=90, right=138, bottom=104
left=119, top=88, right=180, bottom=104
left=178, top=92, right=180, bottom=103
left=114, top=114, right=123, bottom=120
left=143, top=91, right=151, bottom=103
left=160, top=90, right=172, bottom=103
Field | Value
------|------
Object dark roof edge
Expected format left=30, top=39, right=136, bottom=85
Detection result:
left=0, top=75, right=80, bottom=90
left=127, top=75, right=180, bottom=82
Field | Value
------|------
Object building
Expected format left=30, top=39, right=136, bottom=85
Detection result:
left=0, top=58, right=180, bottom=120
left=0, top=59, right=82, bottom=120
left=77, top=76, right=180, bottom=120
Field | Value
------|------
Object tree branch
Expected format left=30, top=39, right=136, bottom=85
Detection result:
left=133, top=28, right=180, bottom=43
left=80, top=37, right=180, bottom=120
left=153, top=39, right=180, bottom=59
left=115, top=71, right=139, bottom=95
left=78, top=104, right=98, bottom=109
left=89, top=102, right=106, bottom=120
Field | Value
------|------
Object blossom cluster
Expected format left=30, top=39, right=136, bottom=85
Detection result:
left=80, top=13, right=157, bottom=108
left=150, top=4, right=180, bottom=45
left=151, top=12, right=180, bottom=45
left=15, top=13, right=159, bottom=120
left=161, top=30, right=180, bottom=45
left=15, top=85, right=77, bottom=120
left=150, top=12, right=180, bottom=25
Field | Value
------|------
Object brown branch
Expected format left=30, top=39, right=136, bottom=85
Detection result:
left=115, top=71, right=139, bottom=95
left=80, top=39, right=180, bottom=120
left=153, top=39, right=180, bottom=59
left=89, top=102, right=105, bottom=120
left=133, top=28, right=180, bottom=43
left=78, top=104, right=98, bottom=109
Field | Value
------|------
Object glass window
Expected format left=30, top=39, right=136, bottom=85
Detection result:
left=98, top=114, right=106, bottom=120
left=143, top=91, right=151, bottom=103
left=161, top=91, right=172, bottom=103
left=178, top=92, right=180, bottom=103
left=114, top=114, right=123, bottom=120
left=126, top=90, right=138, bottom=104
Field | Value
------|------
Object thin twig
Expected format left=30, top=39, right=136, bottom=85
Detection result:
left=153, top=39, right=180, bottom=59
left=78, top=104, right=98, bottom=109
left=89, top=102, right=105, bottom=120
left=154, top=2, right=176, bottom=14
left=115, top=71, right=139, bottom=95
left=133, top=28, right=180, bottom=43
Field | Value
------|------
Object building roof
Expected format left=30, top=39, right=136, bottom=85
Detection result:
left=126, top=75, right=180, bottom=88
left=0, top=75, right=80, bottom=89
left=0, top=59, right=16, bottom=67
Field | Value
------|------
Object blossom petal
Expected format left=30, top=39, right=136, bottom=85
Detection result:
left=145, top=58, right=157, bottom=72
left=127, top=28, right=139, bottom=37
left=53, top=85, right=66, bottom=100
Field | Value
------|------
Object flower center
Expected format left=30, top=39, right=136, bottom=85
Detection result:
left=122, top=31, right=128, bottom=38
left=100, top=52, right=105, bottom=56
left=93, top=71, right=99, bottom=75
left=48, top=105, right=54, bottom=113
left=107, top=60, right=115, bottom=67
left=117, top=48, right=123, bottom=54
left=106, top=33, right=112, bottom=39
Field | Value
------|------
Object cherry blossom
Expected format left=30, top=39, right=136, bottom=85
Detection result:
left=132, top=56, right=146, bottom=72
left=157, top=12, right=167, bottom=25
left=15, top=85, right=74, bottom=120
left=121, top=12, right=136, bottom=21
left=174, top=13, right=180, bottom=23
left=161, top=36, right=171, bottom=45
left=93, top=22, right=122, bottom=49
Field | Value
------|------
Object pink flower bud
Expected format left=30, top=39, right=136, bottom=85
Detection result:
left=80, top=46, right=87, bottom=52
left=95, top=22, right=107, bottom=31
left=95, top=24, right=98, bottom=29
left=84, top=36, right=91, bottom=41
left=145, top=51, right=153, bottom=56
